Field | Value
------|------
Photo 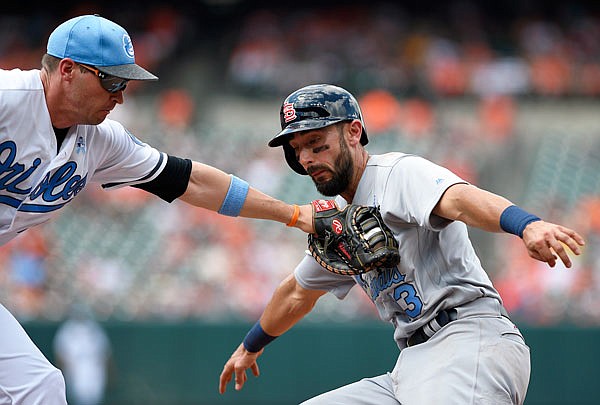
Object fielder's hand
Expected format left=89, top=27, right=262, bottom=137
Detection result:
left=219, top=343, right=263, bottom=394
left=522, top=220, right=585, bottom=268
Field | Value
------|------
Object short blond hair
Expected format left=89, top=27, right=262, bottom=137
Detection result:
left=41, top=53, right=60, bottom=72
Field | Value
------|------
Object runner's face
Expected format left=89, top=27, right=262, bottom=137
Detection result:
left=289, top=124, right=354, bottom=196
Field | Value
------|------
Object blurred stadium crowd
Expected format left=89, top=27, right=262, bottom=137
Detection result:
left=1, top=1, right=600, bottom=326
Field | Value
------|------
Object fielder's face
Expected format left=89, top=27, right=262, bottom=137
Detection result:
left=289, top=123, right=354, bottom=196
left=60, top=59, right=125, bottom=126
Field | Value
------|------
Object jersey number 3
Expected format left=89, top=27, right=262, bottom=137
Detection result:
left=393, top=284, right=423, bottom=318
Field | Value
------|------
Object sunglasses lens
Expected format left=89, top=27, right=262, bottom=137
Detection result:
left=80, top=64, right=128, bottom=93
left=101, top=77, right=128, bottom=93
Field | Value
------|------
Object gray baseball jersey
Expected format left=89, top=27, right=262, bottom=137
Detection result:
left=295, top=152, right=501, bottom=343
left=0, top=68, right=166, bottom=246
left=295, top=153, right=530, bottom=404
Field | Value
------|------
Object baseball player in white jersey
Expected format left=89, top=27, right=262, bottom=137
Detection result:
left=219, top=84, right=585, bottom=404
left=0, top=15, right=322, bottom=404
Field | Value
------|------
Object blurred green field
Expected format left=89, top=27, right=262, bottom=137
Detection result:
left=27, top=321, right=600, bottom=405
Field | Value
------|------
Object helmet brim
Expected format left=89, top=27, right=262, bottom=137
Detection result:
left=268, top=118, right=343, bottom=147
left=269, top=118, right=368, bottom=147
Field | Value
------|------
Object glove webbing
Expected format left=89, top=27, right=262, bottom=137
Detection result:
left=353, top=210, right=387, bottom=250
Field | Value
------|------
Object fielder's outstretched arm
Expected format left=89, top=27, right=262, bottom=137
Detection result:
left=179, top=161, right=314, bottom=233
left=219, top=274, right=326, bottom=394
left=433, top=183, right=585, bottom=268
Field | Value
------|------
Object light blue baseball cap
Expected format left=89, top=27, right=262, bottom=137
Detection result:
left=47, top=14, right=158, bottom=81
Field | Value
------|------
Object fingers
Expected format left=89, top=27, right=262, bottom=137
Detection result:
left=528, top=241, right=557, bottom=267
left=524, top=222, right=586, bottom=268
left=219, top=364, right=233, bottom=394
left=556, top=226, right=585, bottom=254
left=219, top=347, right=261, bottom=394
left=219, top=362, right=249, bottom=393
left=234, top=366, right=247, bottom=391
left=527, top=249, right=545, bottom=263
left=251, top=361, right=260, bottom=377
left=547, top=226, right=586, bottom=268
left=234, top=361, right=260, bottom=390
left=546, top=241, right=564, bottom=268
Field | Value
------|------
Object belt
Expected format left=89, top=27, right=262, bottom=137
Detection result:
left=406, top=300, right=511, bottom=347
left=407, top=308, right=458, bottom=347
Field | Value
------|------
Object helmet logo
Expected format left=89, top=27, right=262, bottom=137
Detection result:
left=283, top=102, right=297, bottom=123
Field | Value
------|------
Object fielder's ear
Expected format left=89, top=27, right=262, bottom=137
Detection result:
left=58, top=58, right=75, bottom=78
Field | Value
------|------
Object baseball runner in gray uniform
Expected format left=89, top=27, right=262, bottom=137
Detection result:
left=219, top=84, right=585, bottom=404
left=0, top=15, right=321, bottom=404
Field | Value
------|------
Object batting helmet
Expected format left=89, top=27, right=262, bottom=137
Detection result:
left=268, top=84, right=368, bottom=175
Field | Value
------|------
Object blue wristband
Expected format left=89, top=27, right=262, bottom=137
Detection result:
left=243, top=321, right=277, bottom=353
left=499, top=205, right=541, bottom=238
left=218, top=175, right=249, bottom=217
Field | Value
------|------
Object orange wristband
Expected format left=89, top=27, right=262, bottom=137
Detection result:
left=286, top=204, right=300, bottom=227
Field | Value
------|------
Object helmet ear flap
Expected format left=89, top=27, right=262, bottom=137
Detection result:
left=283, top=143, right=307, bottom=175
left=360, top=128, right=368, bottom=146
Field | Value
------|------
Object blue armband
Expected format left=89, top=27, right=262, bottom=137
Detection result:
left=499, top=205, right=541, bottom=238
left=218, top=175, right=249, bottom=217
left=243, top=321, right=277, bottom=353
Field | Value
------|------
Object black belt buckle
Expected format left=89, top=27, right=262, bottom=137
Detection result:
left=407, top=308, right=458, bottom=347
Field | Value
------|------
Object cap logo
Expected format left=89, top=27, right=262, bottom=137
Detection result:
left=283, top=102, right=297, bottom=123
left=123, top=34, right=134, bottom=59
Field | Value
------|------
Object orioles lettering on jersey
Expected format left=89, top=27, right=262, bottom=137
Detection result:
left=0, top=141, right=41, bottom=196
left=0, top=140, right=87, bottom=212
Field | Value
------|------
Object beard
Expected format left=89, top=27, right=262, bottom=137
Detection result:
left=309, top=137, right=354, bottom=197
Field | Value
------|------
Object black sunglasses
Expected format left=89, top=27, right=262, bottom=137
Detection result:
left=78, top=64, right=128, bottom=93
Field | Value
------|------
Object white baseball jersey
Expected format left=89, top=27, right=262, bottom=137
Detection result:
left=295, top=152, right=502, bottom=346
left=0, top=68, right=167, bottom=246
